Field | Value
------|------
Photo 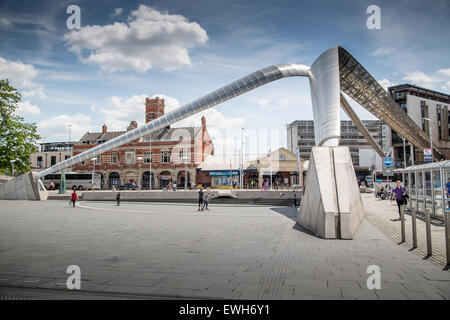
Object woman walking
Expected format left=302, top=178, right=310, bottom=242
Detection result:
left=391, top=180, right=405, bottom=219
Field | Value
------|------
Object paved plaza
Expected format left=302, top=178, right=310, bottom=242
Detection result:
left=0, top=197, right=449, bottom=300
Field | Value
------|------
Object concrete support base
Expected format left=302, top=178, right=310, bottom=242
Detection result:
left=0, top=172, right=48, bottom=200
left=298, top=146, right=365, bottom=239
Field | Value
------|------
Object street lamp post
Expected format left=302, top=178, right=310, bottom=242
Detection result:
left=269, top=147, right=272, bottom=190
left=240, top=128, right=244, bottom=189
left=423, top=117, right=436, bottom=162
left=137, top=156, right=143, bottom=191
left=91, top=157, right=97, bottom=191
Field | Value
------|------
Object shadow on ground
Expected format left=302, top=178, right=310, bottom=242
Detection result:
left=270, top=206, right=318, bottom=237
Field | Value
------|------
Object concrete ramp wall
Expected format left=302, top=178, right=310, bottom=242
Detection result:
left=298, top=146, right=365, bottom=239
left=0, top=172, right=48, bottom=200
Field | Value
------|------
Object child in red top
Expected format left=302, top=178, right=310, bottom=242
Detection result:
left=71, top=190, right=77, bottom=207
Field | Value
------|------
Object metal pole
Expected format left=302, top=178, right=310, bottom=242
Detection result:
left=229, top=160, right=232, bottom=189
left=92, top=159, right=95, bottom=192
left=241, top=128, right=244, bottom=189
left=403, top=137, right=406, bottom=168
left=11, top=161, right=15, bottom=177
left=269, top=147, right=272, bottom=190
left=184, top=154, right=187, bottom=191
left=423, top=169, right=432, bottom=256
left=138, top=162, right=141, bottom=192
left=410, top=171, right=417, bottom=248
left=400, top=202, right=406, bottom=243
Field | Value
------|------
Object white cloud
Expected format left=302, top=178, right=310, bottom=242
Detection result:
left=0, top=56, right=45, bottom=98
left=111, top=8, right=123, bottom=17
left=372, top=48, right=393, bottom=56
left=64, top=5, right=208, bottom=72
left=0, top=56, right=38, bottom=87
left=22, top=87, right=46, bottom=98
left=442, top=81, right=450, bottom=92
left=378, top=79, right=395, bottom=91
left=438, top=68, right=450, bottom=77
left=0, top=17, right=12, bottom=28
left=38, top=114, right=94, bottom=141
left=16, top=101, right=41, bottom=115
left=402, top=71, right=439, bottom=89
left=97, top=94, right=147, bottom=130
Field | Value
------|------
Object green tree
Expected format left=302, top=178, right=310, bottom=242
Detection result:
left=0, top=79, right=40, bottom=176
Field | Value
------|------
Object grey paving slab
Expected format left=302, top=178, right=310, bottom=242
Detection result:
left=0, top=200, right=449, bottom=300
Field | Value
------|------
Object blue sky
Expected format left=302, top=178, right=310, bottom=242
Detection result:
left=1, top=0, right=450, bottom=154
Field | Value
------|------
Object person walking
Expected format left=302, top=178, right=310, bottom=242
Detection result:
left=445, top=177, right=450, bottom=208
left=71, top=190, right=78, bottom=207
left=391, top=180, right=405, bottom=219
left=116, top=191, right=121, bottom=206
left=198, top=188, right=204, bottom=211
left=202, top=189, right=210, bottom=211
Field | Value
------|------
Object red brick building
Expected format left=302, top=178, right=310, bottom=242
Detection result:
left=73, top=97, right=214, bottom=189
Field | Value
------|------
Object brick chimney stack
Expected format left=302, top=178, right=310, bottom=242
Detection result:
left=102, top=124, right=107, bottom=134
left=201, top=116, right=206, bottom=133
left=145, top=97, right=165, bottom=123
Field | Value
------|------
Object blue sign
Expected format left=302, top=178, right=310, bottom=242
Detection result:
left=383, top=157, right=393, bottom=167
left=209, top=171, right=239, bottom=176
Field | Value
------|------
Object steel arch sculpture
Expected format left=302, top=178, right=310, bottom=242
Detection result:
left=36, top=46, right=438, bottom=179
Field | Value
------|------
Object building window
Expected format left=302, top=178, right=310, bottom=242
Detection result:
left=95, top=154, right=102, bottom=164
left=161, top=151, right=171, bottom=163
left=37, top=156, right=43, bottom=167
left=125, top=151, right=135, bottom=164
left=51, top=156, right=56, bottom=166
left=110, top=152, right=118, bottom=164
left=144, top=151, right=152, bottom=163
left=65, top=155, right=70, bottom=160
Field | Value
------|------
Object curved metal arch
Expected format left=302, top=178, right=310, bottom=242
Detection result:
left=36, top=64, right=311, bottom=178
left=36, top=46, right=439, bottom=179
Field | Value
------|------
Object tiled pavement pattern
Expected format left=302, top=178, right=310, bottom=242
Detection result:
left=363, top=193, right=448, bottom=268
left=0, top=199, right=449, bottom=300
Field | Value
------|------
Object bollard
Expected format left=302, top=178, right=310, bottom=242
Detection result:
left=445, top=210, right=450, bottom=266
left=400, top=204, right=406, bottom=243
left=411, top=208, right=417, bottom=248
left=425, top=209, right=432, bottom=256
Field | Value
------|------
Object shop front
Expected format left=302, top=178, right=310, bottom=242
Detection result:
left=210, top=170, right=240, bottom=189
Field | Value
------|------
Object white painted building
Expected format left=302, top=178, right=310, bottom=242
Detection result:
left=387, top=84, right=450, bottom=166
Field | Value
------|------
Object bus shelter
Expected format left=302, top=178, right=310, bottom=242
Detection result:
left=400, top=161, right=450, bottom=220
left=399, top=161, right=450, bottom=265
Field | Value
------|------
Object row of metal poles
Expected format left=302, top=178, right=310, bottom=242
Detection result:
left=399, top=168, right=450, bottom=266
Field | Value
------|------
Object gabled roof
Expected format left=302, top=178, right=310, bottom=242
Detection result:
left=76, top=126, right=204, bottom=145
left=76, top=131, right=125, bottom=145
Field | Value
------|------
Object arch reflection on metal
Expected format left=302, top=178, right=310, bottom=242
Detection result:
left=36, top=46, right=438, bottom=179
